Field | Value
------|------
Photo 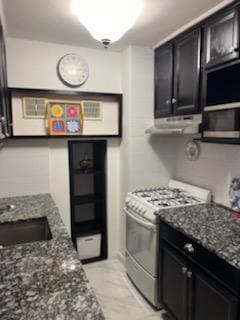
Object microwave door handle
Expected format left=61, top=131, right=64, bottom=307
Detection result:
left=124, top=207, right=155, bottom=231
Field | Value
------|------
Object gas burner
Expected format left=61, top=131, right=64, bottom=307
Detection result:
left=147, top=194, right=200, bottom=208
left=134, top=192, right=153, bottom=198
left=133, top=187, right=189, bottom=201
left=158, top=202, right=170, bottom=207
left=125, top=180, right=211, bottom=224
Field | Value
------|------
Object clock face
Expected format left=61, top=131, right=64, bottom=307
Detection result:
left=58, top=53, right=89, bottom=87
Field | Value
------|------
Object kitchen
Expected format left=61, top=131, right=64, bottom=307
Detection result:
left=1, top=0, right=240, bottom=319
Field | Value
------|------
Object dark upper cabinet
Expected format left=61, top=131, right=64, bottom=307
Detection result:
left=173, top=30, right=200, bottom=114
left=154, top=29, right=201, bottom=118
left=154, top=45, right=173, bottom=118
left=203, top=8, right=239, bottom=69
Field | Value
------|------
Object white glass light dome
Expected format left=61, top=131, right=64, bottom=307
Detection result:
left=71, top=0, right=143, bottom=46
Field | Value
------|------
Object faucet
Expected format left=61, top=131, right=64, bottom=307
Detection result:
left=0, top=204, right=16, bottom=215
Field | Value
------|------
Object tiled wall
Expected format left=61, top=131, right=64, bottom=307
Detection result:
left=0, top=139, right=49, bottom=197
left=120, top=46, right=177, bottom=255
left=175, top=136, right=240, bottom=207
left=121, top=46, right=176, bottom=190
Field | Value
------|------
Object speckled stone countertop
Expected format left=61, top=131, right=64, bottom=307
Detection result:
left=156, top=203, right=240, bottom=270
left=0, top=194, right=105, bottom=320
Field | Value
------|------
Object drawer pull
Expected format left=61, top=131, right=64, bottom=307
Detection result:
left=181, top=267, right=187, bottom=274
left=184, top=243, right=194, bottom=253
left=187, top=271, right=192, bottom=278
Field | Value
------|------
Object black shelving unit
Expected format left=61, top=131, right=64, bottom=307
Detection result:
left=68, top=140, right=107, bottom=264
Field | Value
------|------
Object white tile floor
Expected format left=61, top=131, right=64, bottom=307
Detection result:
left=84, top=259, right=170, bottom=320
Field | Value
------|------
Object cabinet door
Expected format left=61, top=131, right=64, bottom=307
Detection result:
left=204, top=8, right=239, bottom=68
left=173, top=29, right=200, bottom=115
left=154, top=45, right=173, bottom=118
left=160, top=243, right=188, bottom=320
left=190, top=267, right=238, bottom=320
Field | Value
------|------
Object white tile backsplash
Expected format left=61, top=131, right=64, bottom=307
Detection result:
left=175, top=136, right=240, bottom=207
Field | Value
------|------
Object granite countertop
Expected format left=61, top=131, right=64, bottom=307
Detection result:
left=0, top=194, right=105, bottom=320
left=156, top=203, right=240, bottom=270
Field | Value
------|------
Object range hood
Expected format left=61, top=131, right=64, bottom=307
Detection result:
left=146, top=114, right=202, bottom=135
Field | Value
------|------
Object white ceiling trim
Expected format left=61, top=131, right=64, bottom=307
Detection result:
left=154, top=0, right=234, bottom=48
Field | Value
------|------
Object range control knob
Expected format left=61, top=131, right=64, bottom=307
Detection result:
left=139, top=207, right=144, bottom=214
left=184, top=243, right=194, bottom=253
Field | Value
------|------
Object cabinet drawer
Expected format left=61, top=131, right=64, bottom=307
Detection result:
left=160, top=221, right=240, bottom=294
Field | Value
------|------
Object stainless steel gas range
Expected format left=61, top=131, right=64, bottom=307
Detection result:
left=125, top=179, right=211, bottom=308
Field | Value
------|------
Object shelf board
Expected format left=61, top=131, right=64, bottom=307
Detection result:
left=194, top=138, right=240, bottom=145
left=73, top=221, right=102, bottom=237
left=81, top=255, right=107, bottom=265
left=72, top=168, right=104, bottom=175
left=73, top=193, right=104, bottom=204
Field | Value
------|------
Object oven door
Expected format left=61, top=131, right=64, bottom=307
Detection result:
left=125, top=207, right=158, bottom=277
left=203, top=107, right=240, bottom=138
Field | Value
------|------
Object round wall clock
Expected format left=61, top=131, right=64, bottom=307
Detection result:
left=57, top=53, right=89, bottom=87
left=185, top=140, right=200, bottom=161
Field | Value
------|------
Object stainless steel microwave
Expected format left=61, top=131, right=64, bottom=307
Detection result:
left=203, top=102, right=240, bottom=138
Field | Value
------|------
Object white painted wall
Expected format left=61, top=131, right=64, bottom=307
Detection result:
left=0, top=139, right=49, bottom=197
left=120, top=46, right=176, bottom=255
left=48, top=139, right=71, bottom=232
left=0, top=0, right=6, bottom=31
left=6, top=37, right=122, bottom=93
left=175, top=136, right=240, bottom=207
left=4, top=38, right=122, bottom=258
left=0, top=6, right=51, bottom=198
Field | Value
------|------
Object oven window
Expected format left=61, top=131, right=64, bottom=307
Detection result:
left=204, top=109, right=237, bottom=131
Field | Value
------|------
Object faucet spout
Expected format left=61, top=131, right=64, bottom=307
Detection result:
left=0, top=204, right=16, bottom=215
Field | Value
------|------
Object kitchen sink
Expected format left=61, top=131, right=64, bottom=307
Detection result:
left=0, top=217, right=52, bottom=247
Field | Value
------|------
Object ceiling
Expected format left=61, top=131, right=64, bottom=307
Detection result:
left=2, top=0, right=233, bottom=51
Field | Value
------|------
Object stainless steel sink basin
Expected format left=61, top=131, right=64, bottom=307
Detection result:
left=0, top=217, right=52, bottom=247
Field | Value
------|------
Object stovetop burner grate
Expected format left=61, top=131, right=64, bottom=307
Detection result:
left=132, top=187, right=200, bottom=208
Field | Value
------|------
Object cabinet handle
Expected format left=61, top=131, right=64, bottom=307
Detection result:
left=187, top=271, right=192, bottom=279
left=230, top=46, right=239, bottom=53
left=165, top=100, right=171, bottom=105
left=181, top=267, right=188, bottom=274
left=183, top=243, right=194, bottom=253
left=172, top=98, right=177, bottom=104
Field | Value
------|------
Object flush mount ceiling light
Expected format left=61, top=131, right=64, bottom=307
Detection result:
left=71, top=0, right=143, bottom=48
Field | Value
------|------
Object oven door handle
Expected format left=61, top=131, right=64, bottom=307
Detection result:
left=124, top=207, right=155, bottom=231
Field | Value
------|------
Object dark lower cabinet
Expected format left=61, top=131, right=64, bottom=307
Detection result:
left=190, top=267, right=238, bottom=320
left=159, top=225, right=240, bottom=320
left=161, top=244, right=188, bottom=320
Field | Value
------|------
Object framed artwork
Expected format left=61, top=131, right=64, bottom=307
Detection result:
left=48, top=100, right=83, bottom=135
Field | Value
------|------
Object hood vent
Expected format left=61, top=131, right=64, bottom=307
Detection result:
left=146, top=114, right=202, bottom=135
